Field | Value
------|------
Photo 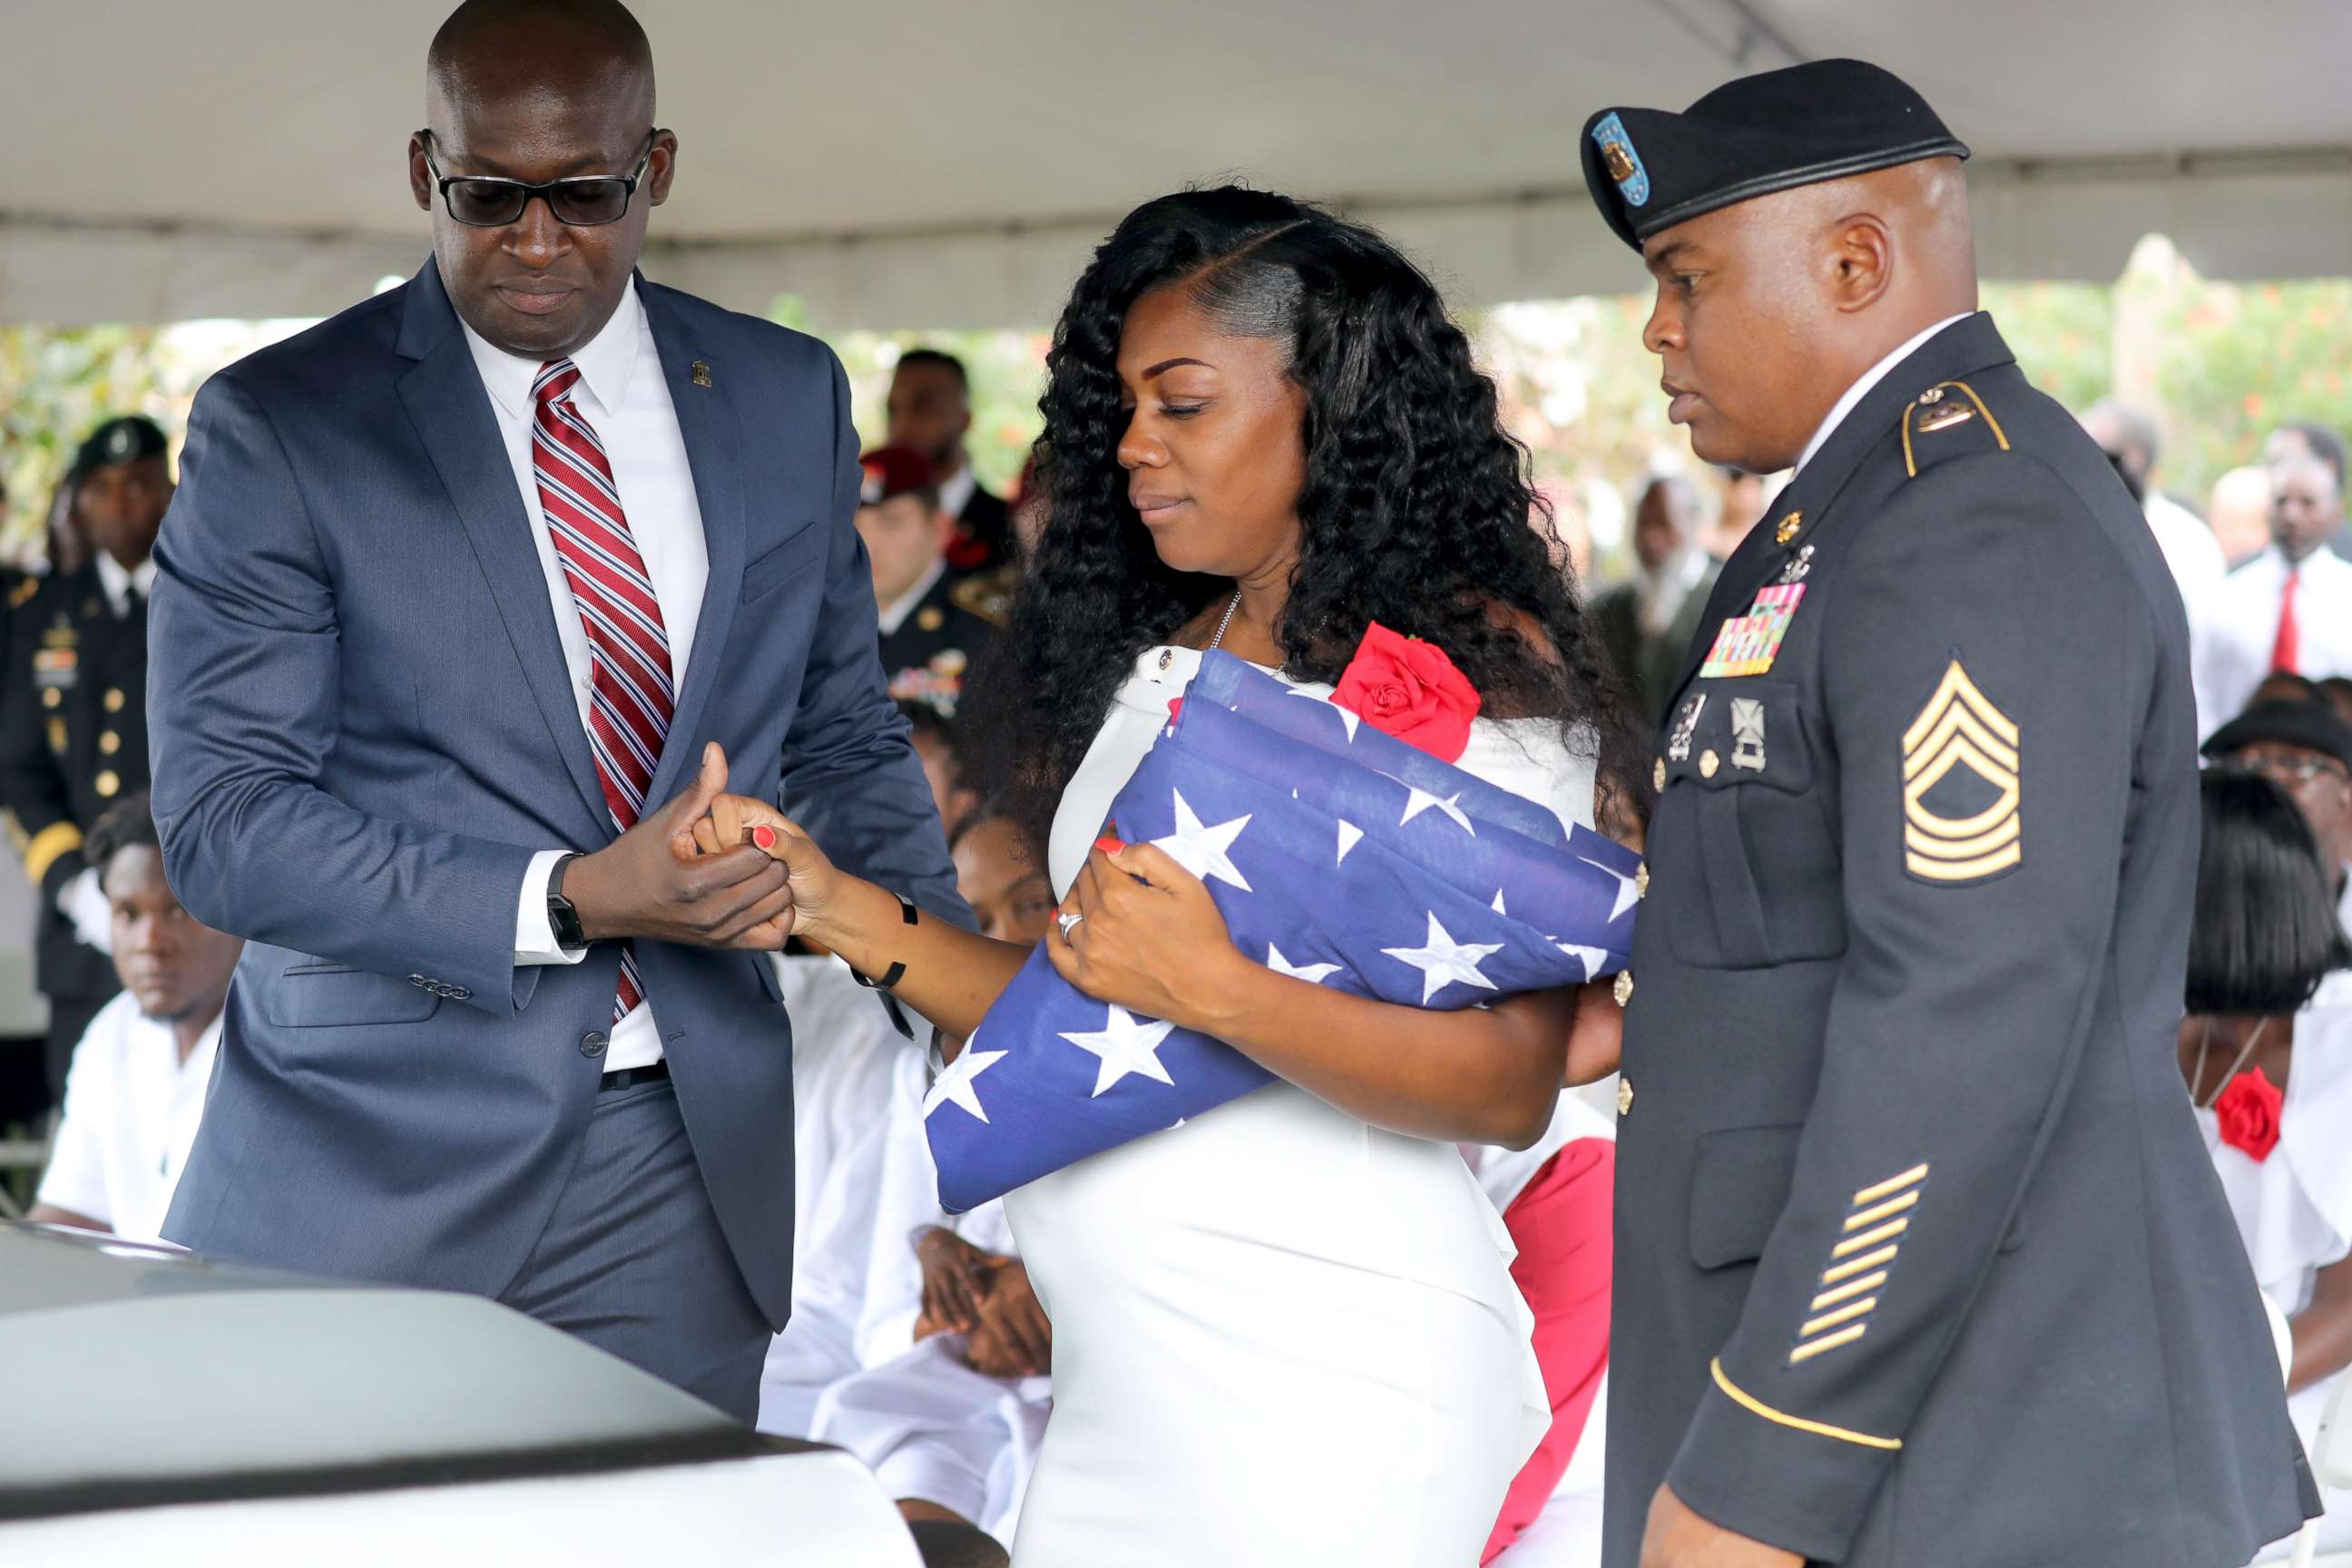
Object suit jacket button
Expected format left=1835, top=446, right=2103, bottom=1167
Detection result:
left=580, top=1032, right=609, bottom=1059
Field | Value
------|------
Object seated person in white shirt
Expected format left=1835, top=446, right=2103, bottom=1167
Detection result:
left=2176, top=769, right=2352, bottom=1558
left=812, top=804, right=1056, bottom=1554
left=29, top=794, right=242, bottom=1241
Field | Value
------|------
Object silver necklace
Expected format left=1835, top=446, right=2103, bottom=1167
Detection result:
left=1207, top=587, right=1243, bottom=651
left=2190, top=1016, right=2273, bottom=1109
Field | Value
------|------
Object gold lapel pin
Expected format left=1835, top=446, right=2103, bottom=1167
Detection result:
left=690, top=360, right=713, bottom=388
left=1774, top=510, right=1805, bottom=546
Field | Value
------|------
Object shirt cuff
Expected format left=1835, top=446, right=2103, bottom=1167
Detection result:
left=514, top=849, right=590, bottom=966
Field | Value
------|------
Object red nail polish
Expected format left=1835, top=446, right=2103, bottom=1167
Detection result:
left=750, top=825, right=777, bottom=850
left=1094, top=835, right=1126, bottom=856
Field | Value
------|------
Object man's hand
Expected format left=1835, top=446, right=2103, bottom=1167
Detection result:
left=561, top=742, right=795, bottom=950
left=965, top=1257, right=1052, bottom=1379
left=1640, top=1485, right=1802, bottom=1568
left=912, top=1226, right=990, bottom=1338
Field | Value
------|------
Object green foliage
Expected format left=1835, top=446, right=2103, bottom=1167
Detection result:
left=1979, top=280, right=2112, bottom=414
left=2153, top=279, right=2352, bottom=490
left=770, top=295, right=1048, bottom=496
left=0, top=326, right=172, bottom=556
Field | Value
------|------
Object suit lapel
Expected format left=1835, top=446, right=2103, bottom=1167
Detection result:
left=1659, top=314, right=2020, bottom=709
left=393, top=259, right=611, bottom=831
left=636, top=279, right=747, bottom=808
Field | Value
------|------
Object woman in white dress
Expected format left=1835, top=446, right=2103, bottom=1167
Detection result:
left=697, top=186, right=1640, bottom=1565
left=2177, top=770, right=2352, bottom=1558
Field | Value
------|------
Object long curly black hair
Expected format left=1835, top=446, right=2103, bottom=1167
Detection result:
left=961, top=185, right=1641, bottom=849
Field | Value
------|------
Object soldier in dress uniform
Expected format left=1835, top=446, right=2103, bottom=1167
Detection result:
left=1580, top=61, right=2315, bottom=1567
left=858, top=444, right=999, bottom=719
left=2, top=416, right=169, bottom=1097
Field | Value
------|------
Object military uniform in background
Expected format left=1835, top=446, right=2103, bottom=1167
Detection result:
left=878, top=569, right=997, bottom=719
left=0, top=415, right=166, bottom=1095
left=2, top=559, right=151, bottom=1089
left=1583, top=63, right=2314, bottom=1568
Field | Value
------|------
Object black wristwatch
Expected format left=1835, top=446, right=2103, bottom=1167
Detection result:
left=547, top=854, right=588, bottom=955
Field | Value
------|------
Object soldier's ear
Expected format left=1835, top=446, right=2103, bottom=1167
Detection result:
left=1828, top=214, right=1895, bottom=315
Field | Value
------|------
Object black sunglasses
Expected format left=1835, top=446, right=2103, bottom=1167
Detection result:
left=416, top=130, right=656, bottom=228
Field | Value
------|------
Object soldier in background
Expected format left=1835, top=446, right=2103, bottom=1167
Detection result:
left=2, top=416, right=169, bottom=1098
left=857, top=445, right=998, bottom=720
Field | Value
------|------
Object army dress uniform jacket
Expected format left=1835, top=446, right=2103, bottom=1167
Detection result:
left=1606, top=314, right=2312, bottom=1567
left=877, top=568, right=997, bottom=719
left=1, top=562, right=151, bottom=1020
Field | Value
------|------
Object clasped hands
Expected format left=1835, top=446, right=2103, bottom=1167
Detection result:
left=587, top=741, right=1246, bottom=1027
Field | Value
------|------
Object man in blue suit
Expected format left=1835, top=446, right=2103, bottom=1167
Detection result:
left=147, top=0, right=963, bottom=1423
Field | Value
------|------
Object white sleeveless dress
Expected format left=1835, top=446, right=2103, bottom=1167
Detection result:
left=1003, top=645, right=1596, bottom=1567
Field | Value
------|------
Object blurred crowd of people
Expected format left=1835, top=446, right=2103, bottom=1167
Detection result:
left=5, top=341, right=2350, bottom=1562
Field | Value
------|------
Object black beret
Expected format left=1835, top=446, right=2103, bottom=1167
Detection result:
left=74, top=415, right=169, bottom=475
left=1582, top=58, right=1971, bottom=251
left=2203, top=700, right=2352, bottom=775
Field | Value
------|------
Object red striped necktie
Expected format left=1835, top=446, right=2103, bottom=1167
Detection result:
left=533, top=358, right=674, bottom=1018
left=2270, top=566, right=2300, bottom=674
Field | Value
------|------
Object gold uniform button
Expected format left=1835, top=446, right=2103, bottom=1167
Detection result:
left=41, top=687, right=62, bottom=710
left=1613, top=970, right=1634, bottom=1006
left=916, top=605, right=946, bottom=632
left=1635, top=862, right=1651, bottom=898
left=98, top=730, right=120, bottom=755
left=1618, top=1076, right=1634, bottom=1116
left=1774, top=511, right=1804, bottom=546
left=1700, top=749, right=1720, bottom=779
left=95, top=770, right=120, bottom=799
left=1653, top=758, right=1667, bottom=792
left=103, top=688, right=125, bottom=712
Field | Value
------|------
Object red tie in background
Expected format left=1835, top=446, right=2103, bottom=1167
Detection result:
left=534, top=358, right=674, bottom=1019
left=2270, top=568, right=2300, bottom=674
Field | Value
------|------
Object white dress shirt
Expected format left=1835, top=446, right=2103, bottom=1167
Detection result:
left=937, top=463, right=978, bottom=524
left=36, top=991, right=221, bottom=1242
left=877, top=557, right=946, bottom=638
left=2195, top=544, right=2352, bottom=737
left=1793, top=312, right=1975, bottom=476
left=93, top=550, right=158, bottom=620
left=461, top=281, right=709, bottom=1073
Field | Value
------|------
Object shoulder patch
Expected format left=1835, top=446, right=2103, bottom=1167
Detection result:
left=1901, top=659, right=2020, bottom=885
left=1900, top=381, right=2012, bottom=478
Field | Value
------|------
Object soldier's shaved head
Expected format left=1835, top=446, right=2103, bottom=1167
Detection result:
left=1638, top=156, right=1978, bottom=473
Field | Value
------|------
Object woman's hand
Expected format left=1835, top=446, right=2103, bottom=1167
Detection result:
left=687, top=795, right=843, bottom=947
left=1045, top=841, right=1249, bottom=1034
left=912, top=1226, right=990, bottom=1338
left=1564, top=975, right=1627, bottom=1085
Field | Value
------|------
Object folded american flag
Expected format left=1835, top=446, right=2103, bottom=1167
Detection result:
left=925, top=652, right=1640, bottom=1213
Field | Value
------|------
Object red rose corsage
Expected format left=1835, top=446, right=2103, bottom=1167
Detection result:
left=1332, top=622, right=1483, bottom=762
left=2213, top=1066, right=2284, bottom=1162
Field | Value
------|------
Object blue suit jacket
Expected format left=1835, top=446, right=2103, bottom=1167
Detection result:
left=149, top=259, right=963, bottom=1327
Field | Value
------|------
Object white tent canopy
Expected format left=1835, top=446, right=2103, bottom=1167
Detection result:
left=5, top=0, right=2348, bottom=328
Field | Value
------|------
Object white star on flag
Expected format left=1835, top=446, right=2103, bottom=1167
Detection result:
left=1402, top=788, right=1475, bottom=835
left=1557, top=942, right=1609, bottom=981
left=1289, top=686, right=1360, bottom=740
left=1267, top=943, right=1342, bottom=985
left=925, top=1044, right=1009, bottom=1123
left=1492, top=889, right=1508, bottom=916
left=1153, top=789, right=1253, bottom=891
left=1059, top=1004, right=1179, bottom=1097
left=1580, top=855, right=1642, bottom=923
left=1337, top=819, right=1364, bottom=865
left=1383, top=912, right=1504, bottom=1003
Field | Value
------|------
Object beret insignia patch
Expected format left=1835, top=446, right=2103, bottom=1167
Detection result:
left=1590, top=113, right=1650, bottom=208
left=1901, top=660, right=2020, bottom=885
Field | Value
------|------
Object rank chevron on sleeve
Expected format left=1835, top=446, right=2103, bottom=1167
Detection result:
left=1900, top=660, right=2021, bottom=886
